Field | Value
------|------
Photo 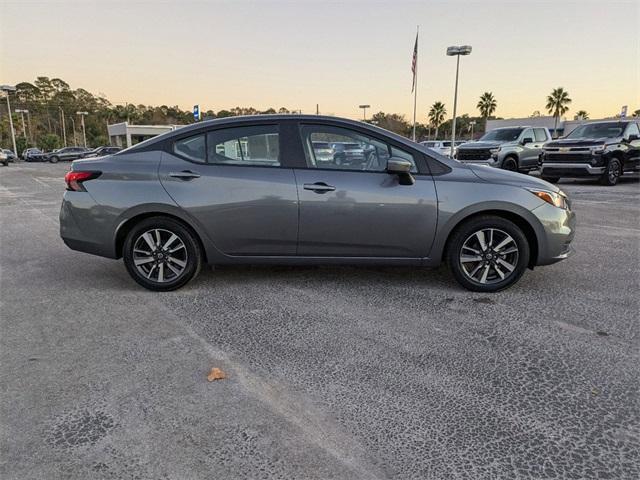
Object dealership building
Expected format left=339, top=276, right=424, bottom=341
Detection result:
left=107, top=122, right=185, bottom=148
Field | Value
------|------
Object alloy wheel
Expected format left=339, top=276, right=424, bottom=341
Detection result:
left=459, top=228, right=519, bottom=285
left=132, top=228, right=188, bottom=283
left=608, top=159, right=620, bottom=184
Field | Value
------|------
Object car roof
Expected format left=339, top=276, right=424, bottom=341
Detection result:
left=126, top=115, right=420, bottom=152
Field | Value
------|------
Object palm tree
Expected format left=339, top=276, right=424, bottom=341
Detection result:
left=476, top=92, right=497, bottom=121
left=546, top=87, right=572, bottom=137
left=428, top=101, right=446, bottom=140
left=574, top=110, right=589, bottom=120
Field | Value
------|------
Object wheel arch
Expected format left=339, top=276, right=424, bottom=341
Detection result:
left=438, top=207, right=541, bottom=269
left=114, top=209, right=210, bottom=264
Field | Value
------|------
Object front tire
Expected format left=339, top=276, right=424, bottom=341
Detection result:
left=49, top=156, right=60, bottom=164
left=600, top=158, right=621, bottom=186
left=502, top=156, right=518, bottom=172
left=123, top=217, right=202, bottom=291
left=447, top=215, right=530, bottom=292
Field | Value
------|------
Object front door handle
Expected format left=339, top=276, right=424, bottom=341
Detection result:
left=303, top=182, right=336, bottom=193
left=169, top=170, right=201, bottom=180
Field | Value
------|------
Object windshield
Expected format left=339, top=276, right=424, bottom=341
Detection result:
left=566, top=123, right=625, bottom=139
left=480, top=128, right=524, bottom=142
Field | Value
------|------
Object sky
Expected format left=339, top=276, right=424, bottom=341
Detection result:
left=1, top=0, right=639, bottom=122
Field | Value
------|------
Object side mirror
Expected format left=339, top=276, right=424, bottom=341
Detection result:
left=628, top=134, right=639, bottom=142
left=387, top=157, right=415, bottom=185
left=387, top=158, right=412, bottom=174
left=521, top=137, right=534, bottom=145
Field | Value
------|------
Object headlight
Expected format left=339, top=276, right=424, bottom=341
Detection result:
left=528, top=189, right=569, bottom=209
left=591, top=144, right=606, bottom=154
left=490, top=147, right=500, bottom=154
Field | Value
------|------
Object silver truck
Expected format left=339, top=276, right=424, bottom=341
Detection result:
left=456, top=126, right=551, bottom=172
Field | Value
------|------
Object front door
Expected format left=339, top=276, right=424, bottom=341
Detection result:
left=294, top=124, right=438, bottom=257
left=158, top=124, right=299, bottom=256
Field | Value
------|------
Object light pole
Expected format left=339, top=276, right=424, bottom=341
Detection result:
left=76, top=111, right=88, bottom=147
left=15, top=109, right=28, bottom=139
left=359, top=104, right=370, bottom=121
left=59, top=107, right=67, bottom=146
left=1, top=85, right=18, bottom=156
left=469, top=120, right=476, bottom=139
left=70, top=116, right=77, bottom=146
left=446, top=45, right=472, bottom=156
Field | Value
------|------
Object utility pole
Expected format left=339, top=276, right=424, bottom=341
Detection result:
left=316, top=104, right=319, bottom=115
left=59, top=107, right=67, bottom=146
left=15, top=109, right=27, bottom=139
left=469, top=120, right=476, bottom=139
left=71, top=116, right=77, bottom=146
left=1, top=85, right=18, bottom=156
left=76, top=111, right=88, bottom=147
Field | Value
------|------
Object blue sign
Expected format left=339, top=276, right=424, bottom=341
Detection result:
left=193, top=105, right=200, bottom=121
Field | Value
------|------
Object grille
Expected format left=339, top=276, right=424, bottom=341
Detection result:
left=457, top=149, right=491, bottom=161
left=545, top=153, right=593, bottom=163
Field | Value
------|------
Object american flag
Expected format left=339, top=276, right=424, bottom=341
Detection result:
left=411, top=31, right=418, bottom=93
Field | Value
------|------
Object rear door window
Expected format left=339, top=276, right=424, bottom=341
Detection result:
left=206, top=125, right=280, bottom=167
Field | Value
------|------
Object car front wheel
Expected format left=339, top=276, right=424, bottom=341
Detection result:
left=502, top=157, right=518, bottom=171
left=123, top=217, right=202, bottom=291
left=600, top=158, right=621, bottom=186
left=447, top=215, right=530, bottom=292
left=49, top=156, right=60, bottom=163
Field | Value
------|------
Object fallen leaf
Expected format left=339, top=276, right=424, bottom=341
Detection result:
left=207, top=367, right=227, bottom=382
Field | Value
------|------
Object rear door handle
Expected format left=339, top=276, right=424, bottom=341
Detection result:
left=169, top=170, right=201, bottom=180
left=303, top=182, right=336, bottom=193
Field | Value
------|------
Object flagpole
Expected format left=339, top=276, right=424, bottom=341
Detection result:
left=412, top=25, right=419, bottom=141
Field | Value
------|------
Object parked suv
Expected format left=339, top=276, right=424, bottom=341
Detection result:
left=45, top=146, right=92, bottom=163
left=22, top=148, right=45, bottom=162
left=540, top=120, right=640, bottom=186
left=456, top=127, right=550, bottom=172
left=83, top=146, right=122, bottom=158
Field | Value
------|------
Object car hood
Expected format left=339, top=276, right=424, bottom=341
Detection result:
left=468, top=164, right=560, bottom=192
left=457, top=141, right=503, bottom=150
left=545, top=137, right=618, bottom=148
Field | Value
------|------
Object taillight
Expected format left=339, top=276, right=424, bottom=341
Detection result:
left=65, top=171, right=101, bottom=192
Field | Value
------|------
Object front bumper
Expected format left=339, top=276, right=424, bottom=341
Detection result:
left=531, top=201, right=576, bottom=266
left=541, top=163, right=605, bottom=177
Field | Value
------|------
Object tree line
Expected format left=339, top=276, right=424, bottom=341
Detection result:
left=1, top=77, right=636, bottom=153
left=0, top=77, right=302, bottom=153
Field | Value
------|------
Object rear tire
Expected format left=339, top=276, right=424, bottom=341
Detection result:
left=599, top=158, right=621, bottom=186
left=123, top=216, right=202, bottom=291
left=447, top=215, right=530, bottom=292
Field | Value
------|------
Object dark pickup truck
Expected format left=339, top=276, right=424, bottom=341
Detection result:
left=540, top=120, right=640, bottom=186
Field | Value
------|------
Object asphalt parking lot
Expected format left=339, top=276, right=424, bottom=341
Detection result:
left=1, top=162, right=639, bottom=479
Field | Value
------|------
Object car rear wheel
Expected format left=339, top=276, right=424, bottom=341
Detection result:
left=600, top=158, right=621, bottom=186
left=502, top=157, right=518, bottom=171
left=49, top=156, right=60, bottom=164
left=123, top=217, right=202, bottom=291
left=447, top=215, right=530, bottom=292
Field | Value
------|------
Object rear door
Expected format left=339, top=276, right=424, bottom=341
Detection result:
left=158, top=123, right=299, bottom=256
left=293, top=123, right=438, bottom=258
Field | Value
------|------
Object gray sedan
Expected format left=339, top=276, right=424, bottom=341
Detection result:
left=60, top=115, right=575, bottom=292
